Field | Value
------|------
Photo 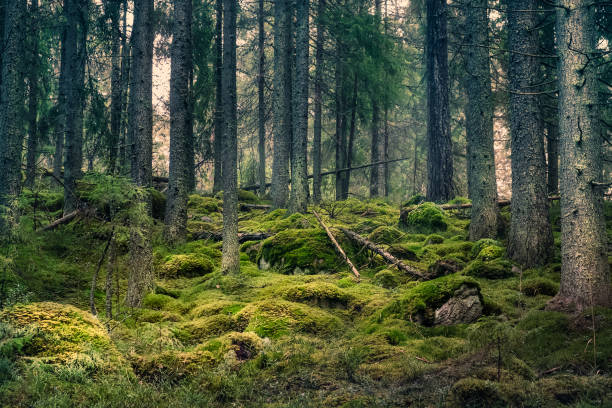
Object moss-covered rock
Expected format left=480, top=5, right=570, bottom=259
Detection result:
left=399, top=202, right=447, bottom=234
left=0, top=302, right=127, bottom=372
left=177, top=314, right=237, bottom=342
left=282, top=282, right=353, bottom=308
left=130, top=350, right=215, bottom=383
left=470, top=238, right=503, bottom=259
left=387, top=243, right=419, bottom=261
left=226, top=331, right=266, bottom=360
left=424, top=234, right=445, bottom=245
left=142, top=293, right=175, bottom=310
left=522, top=277, right=558, bottom=297
left=190, top=301, right=245, bottom=319
left=448, top=378, right=505, bottom=408
left=384, top=274, right=481, bottom=325
left=367, top=226, right=404, bottom=245
left=160, top=253, right=214, bottom=278
left=235, top=299, right=342, bottom=338
left=237, top=189, right=260, bottom=203
left=137, top=309, right=182, bottom=323
left=476, top=245, right=505, bottom=261
left=188, top=194, right=220, bottom=215
left=373, top=270, right=399, bottom=289
left=464, top=259, right=513, bottom=279
left=256, top=229, right=341, bottom=274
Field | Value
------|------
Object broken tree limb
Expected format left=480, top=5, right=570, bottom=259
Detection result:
left=339, top=227, right=425, bottom=280
left=313, top=210, right=360, bottom=280
left=239, top=203, right=272, bottom=211
left=198, top=230, right=272, bottom=243
left=40, top=210, right=81, bottom=232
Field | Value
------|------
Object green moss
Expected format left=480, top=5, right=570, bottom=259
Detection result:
left=130, top=350, right=215, bottom=383
left=470, top=238, right=503, bottom=258
left=138, top=309, right=182, bottom=323
left=237, top=189, right=260, bottom=203
left=373, top=270, right=399, bottom=289
left=448, top=378, right=505, bottom=408
left=399, top=202, right=448, bottom=234
left=256, top=229, right=341, bottom=274
left=282, top=282, right=353, bottom=308
left=386, top=243, right=419, bottom=261
left=177, top=314, right=237, bottom=342
left=522, top=277, right=558, bottom=297
left=160, top=254, right=214, bottom=278
left=424, top=234, right=444, bottom=245
left=384, top=274, right=480, bottom=325
left=367, top=226, right=404, bottom=245
left=187, top=194, right=221, bottom=215
left=154, top=284, right=180, bottom=298
left=464, top=259, right=513, bottom=279
left=476, top=245, right=505, bottom=261
left=447, top=196, right=471, bottom=205
left=402, top=194, right=426, bottom=206
left=142, top=293, right=175, bottom=310
left=150, top=189, right=166, bottom=220
left=235, top=300, right=342, bottom=338
left=190, top=301, right=245, bottom=319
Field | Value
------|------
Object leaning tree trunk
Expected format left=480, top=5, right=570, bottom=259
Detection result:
left=221, top=0, right=239, bottom=274
left=548, top=0, right=611, bottom=311
left=506, top=0, right=553, bottom=267
left=25, top=0, right=40, bottom=188
left=312, top=0, right=325, bottom=204
left=271, top=0, right=292, bottom=209
left=165, top=0, right=193, bottom=243
left=425, top=0, right=453, bottom=202
left=213, top=0, right=223, bottom=193
left=289, top=0, right=309, bottom=214
left=257, top=0, right=266, bottom=198
left=0, top=0, right=26, bottom=237
left=463, top=0, right=498, bottom=240
left=126, top=0, right=154, bottom=307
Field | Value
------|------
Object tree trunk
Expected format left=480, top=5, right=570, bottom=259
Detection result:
left=63, top=0, right=88, bottom=214
left=165, top=0, right=193, bottom=243
left=312, top=0, right=324, bottom=204
left=425, top=0, right=453, bottom=202
left=221, top=0, right=239, bottom=274
left=289, top=0, right=309, bottom=214
left=25, top=0, right=40, bottom=188
left=383, top=107, right=389, bottom=197
left=271, top=0, right=292, bottom=209
left=370, top=103, right=380, bottom=197
left=463, top=0, right=498, bottom=240
left=53, top=26, right=68, bottom=186
left=213, top=0, right=223, bottom=193
left=126, top=0, right=154, bottom=307
left=548, top=0, right=611, bottom=311
left=108, top=0, right=122, bottom=174
left=0, top=0, right=26, bottom=237
left=344, top=76, right=358, bottom=196
left=257, top=0, right=266, bottom=198
left=507, top=0, right=553, bottom=267
left=334, top=42, right=348, bottom=201
left=546, top=122, right=559, bottom=195
left=118, top=0, right=130, bottom=174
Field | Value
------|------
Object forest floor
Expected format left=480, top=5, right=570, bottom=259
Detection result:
left=0, top=177, right=611, bottom=407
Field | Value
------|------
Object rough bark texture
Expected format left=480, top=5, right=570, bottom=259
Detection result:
left=213, top=0, right=223, bottom=193
left=107, top=0, right=122, bottom=174
left=312, top=0, right=324, bottom=204
left=271, top=0, right=292, bottom=208
left=221, top=0, right=239, bottom=274
left=463, top=0, right=498, bottom=240
left=548, top=0, right=611, bottom=311
left=370, top=0, right=382, bottom=198
left=289, top=0, right=309, bottom=214
left=0, top=0, right=26, bottom=236
left=126, top=0, right=154, bottom=307
left=334, top=41, right=348, bottom=201
left=546, top=122, right=559, bottom=195
left=25, top=0, right=40, bottom=188
left=425, top=0, right=453, bottom=202
left=344, top=76, right=358, bottom=196
left=118, top=0, right=130, bottom=174
left=165, top=0, right=193, bottom=243
left=257, top=0, right=266, bottom=198
left=63, top=0, right=88, bottom=214
left=507, top=0, right=553, bottom=267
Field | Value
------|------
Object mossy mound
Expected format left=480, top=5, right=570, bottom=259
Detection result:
left=189, top=301, right=245, bottom=318
left=235, top=299, right=342, bottom=338
left=367, top=226, right=404, bottom=245
left=281, top=282, right=353, bottom=309
left=387, top=243, right=419, bottom=261
left=399, top=202, right=447, bottom=234
left=464, top=259, right=513, bottom=279
left=256, top=229, right=341, bottom=274
left=237, top=189, right=260, bottom=203
left=177, top=314, right=238, bottom=343
left=476, top=245, right=505, bottom=261
left=424, top=234, right=445, bottom=245
left=224, top=331, right=267, bottom=360
left=130, top=350, right=215, bottom=383
left=373, top=269, right=399, bottom=289
left=384, top=274, right=481, bottom=325
left=522, top=277, right=558, bottom=296
left=137, top=309, right=182, bottom=323
left=470, top=238, right=503, bottom=258
left=142, top=293, right=176, bottom=310
left=0, top=302, right=127, bottom=372
left=159, top=253, right=214, bottom=278
left=187, top=194, right=221, bottom=215
left=448, top=378, right=505, bottom=408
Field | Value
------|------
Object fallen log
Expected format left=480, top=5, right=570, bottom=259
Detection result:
left=339, top=227, right=425, bottom=280
left=313, top=210, right=360, bottom=280
left=198, top=230, right=272, bottom=243
left=40, top=210, right=81, bottom=232
left=239, top=203, right=272, bottom=211
left=400, top=195, right=561, bottom=216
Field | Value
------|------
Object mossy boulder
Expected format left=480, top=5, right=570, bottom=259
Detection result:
left=464, top=259, right=513, bottom=279
left=282, top=282, right=353, bottom=309
left=190, top=301, right=245, bottom=319
left=387, top=243, right=419, bottom=261
left=367, top=226, right=404, bottom=245
left=160, top=253, right=214, bottom=278
left=188, top=194, right=220, bottom=215
left=237, top=189, right=259, bottom=203
left=476, top=245, right=505, bottom=261
left=142, top=293, right=175, bottom=310
left=384, top=274, right=482, bottom=326
left=177, top=314, right=237, bottom=342
left=399, top=202, right=447, bottom=234
left=0, top=302, right=127, bottom=372
left=225, top=331, right=266, bottom=360
left=470, top=238, right=503, bottom=259
left=130, top=350, right=215, bottom=383
left=257, top=229, right=341, bottom=274
left=235, top=299, right=342, bottom=338
left=522, top=277, right=558, bottom=297
left=448, top=378, right=505, bottom=408
left=424, top=234, right=445, bottom=245
left=373, top=269, right=399, bottom=289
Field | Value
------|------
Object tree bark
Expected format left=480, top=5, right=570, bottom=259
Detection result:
left=0, top=0, right=26, bottom=236
left=313, top=211, right=360, bottom=279
left=271, top=0, right=293, bottom=209
left=546, top=122, right=559, bottom=195
left=53, top=28, right=68, bottom=186
left=25, top=0, right=40, bottom=188
left=165, top=0, right=193, bottom=243
left=289, top=0, right=309, bottom=213
left=344, top=76, right=358, bottom=196
left=463, top=0, right=498, bottom=240
left=334, top=40, right=348, bottom=201
left=312, top=0, right=325, bottom=204
left=107, top=0, right=122, bottom=174
left=370, top=0, right=382, bottom=198
left=213, top=0, right=223, bottom=193
left=548, top=0, right=611, bottom=311
left=118, top=0, right=130, bottom=174
left=257, top=0, right=266, bottom=198
left=221, top=0, right=239, bottom=274
left=425, top=0, right=453, bottom=202
left=507, top=0, right=553, bottom=267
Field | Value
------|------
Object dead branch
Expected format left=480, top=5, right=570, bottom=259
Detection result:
left=40, top=210, right=81, bottom=231
left=312, top=210, right=360, bottom=280
left=198, top=230, right=272, bottom=243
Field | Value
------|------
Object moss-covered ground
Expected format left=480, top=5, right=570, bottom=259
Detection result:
left=0, top=185, right=610, bottom=407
